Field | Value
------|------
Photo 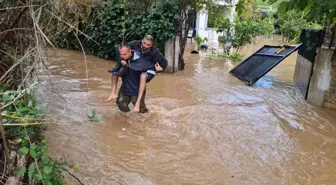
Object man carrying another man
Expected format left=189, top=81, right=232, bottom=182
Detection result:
left=105, top=35, right=167, bottom=113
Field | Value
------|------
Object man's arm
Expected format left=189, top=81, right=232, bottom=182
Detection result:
left=153, top=49, right=168, bottom=72
left=114, top=44, right=122, bottom=63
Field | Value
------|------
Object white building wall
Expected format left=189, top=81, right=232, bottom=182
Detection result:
left=195, top=1, right=238, bottom=43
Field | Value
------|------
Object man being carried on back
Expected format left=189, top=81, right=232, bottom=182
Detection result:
left=105, top=35, right=167, bottom=112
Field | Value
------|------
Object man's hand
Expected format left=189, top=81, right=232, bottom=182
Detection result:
left=121, top=60, right=127, bottom=65
left=155, top=63, right=163, bottom=72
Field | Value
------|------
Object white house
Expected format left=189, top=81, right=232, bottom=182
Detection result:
left=194, top=0, right=239, bottom=45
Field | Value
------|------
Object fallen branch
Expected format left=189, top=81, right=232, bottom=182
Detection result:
left=0, top=28, right=32, bottom=35
left=64, top=168, right=85, bottom=185
left=3, top=123, right=43, bottom=126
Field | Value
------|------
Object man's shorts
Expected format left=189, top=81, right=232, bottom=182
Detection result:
left=146, top=69, right=156, bottom=83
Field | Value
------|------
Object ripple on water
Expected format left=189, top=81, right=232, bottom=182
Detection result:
left=41, top=40, right=336, bottom=185
left=207, top=92, right=265, bottom=106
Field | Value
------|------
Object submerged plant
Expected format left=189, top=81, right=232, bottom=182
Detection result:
left=87, top=108, right=102, bottom=123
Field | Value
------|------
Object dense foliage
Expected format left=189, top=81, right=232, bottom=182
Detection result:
left=52, top=0, right=179, bottom=59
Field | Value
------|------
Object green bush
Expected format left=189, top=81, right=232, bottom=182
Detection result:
left=231, top=15, right=275, bottom=52
left=1, top=84, right=68, bottom=184
left=277, top=10, right=323, bottom=43
left=52, top=0, right=178, bottom=59
left=83, top=0, right=126, bottom=59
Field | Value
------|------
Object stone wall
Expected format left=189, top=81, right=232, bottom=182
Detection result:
left=324, top=52, right=336, bottom=109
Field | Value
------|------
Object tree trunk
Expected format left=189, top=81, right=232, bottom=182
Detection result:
left=176, top=3, right=195, bottom=71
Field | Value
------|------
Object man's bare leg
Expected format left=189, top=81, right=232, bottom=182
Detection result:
left=104, top=75, right=119, bottom=102
left=133, top=73, right=147, bottom=112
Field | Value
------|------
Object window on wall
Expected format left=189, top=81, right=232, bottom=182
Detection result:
left=207, top=5, right=230, bottom=28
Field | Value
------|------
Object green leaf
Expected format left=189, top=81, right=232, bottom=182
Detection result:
left=43, top=173, right=51, bottom=180
left=41, top=145, right=48, bottom=154
left=22, top=139, right=29, bottom=146
left=16, top=167, right=26, bottom=175
left=14, top=138, right=22, bottom=144
left=28, top=163, right=36, bottom=180
left=277, top=1, right=289, bottom=14
left=96, top=114, right=102, bottom=122
left=35, top=174, right=43, bottom=182
left=19, top=147, right=29, bottom=155
left=42, top=154, right=50, bottom=163
left=2, top=93, right=14, bottom=102
left=30, top=143, right=37, bottom=150
left=18, top=107, right=30, bottom=114
left=30, top=149, right=38, bottom=158
left=28, top=100, right=33, bottom=108
left=43, top=166, right=53, bottom=174
left=91, top=108, right=96, bottom=116
left=333, top=17, right=336, bottom=23
left=4, top=90, right=17, bottom=94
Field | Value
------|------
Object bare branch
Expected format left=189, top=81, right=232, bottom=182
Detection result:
left=0, top=47, right=36, bottom=82
left=74, top=31, right=89, bottom=91
left=0, top=28, right=32, bottom=35
left=45, top=9, right=100, bottom=46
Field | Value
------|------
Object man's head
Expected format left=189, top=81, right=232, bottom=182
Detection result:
left=142, top=35, right=154, bottom=50
left=119, top=44, right=132, bottom=60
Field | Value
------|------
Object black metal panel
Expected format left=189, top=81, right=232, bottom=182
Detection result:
left=294, top=29, right=324, bottom=99
left=230, top=44, right=302, bottom=85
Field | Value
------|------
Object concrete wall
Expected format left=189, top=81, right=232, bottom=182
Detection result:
left=164, top=36, right=179, bottom=73
left=324, top=51, right=336, bottom=109
left=307, top=48, right=336, bottom=109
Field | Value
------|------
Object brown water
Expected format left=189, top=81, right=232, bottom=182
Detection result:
left=39, top=36, right=336, bottom=185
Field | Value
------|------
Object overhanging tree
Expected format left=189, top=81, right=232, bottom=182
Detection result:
left=267, top=0, right=336, bottom=62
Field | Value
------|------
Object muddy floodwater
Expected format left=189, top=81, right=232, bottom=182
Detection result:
left=39, top=36, right=336, bottom=185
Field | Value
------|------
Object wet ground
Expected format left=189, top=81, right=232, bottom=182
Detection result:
left=39, top=36, right=336, bottom=185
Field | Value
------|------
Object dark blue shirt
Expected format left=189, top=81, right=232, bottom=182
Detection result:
left=119, top=51, right=153, bottom=96
left=120, top=67, right=142, bottom=96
